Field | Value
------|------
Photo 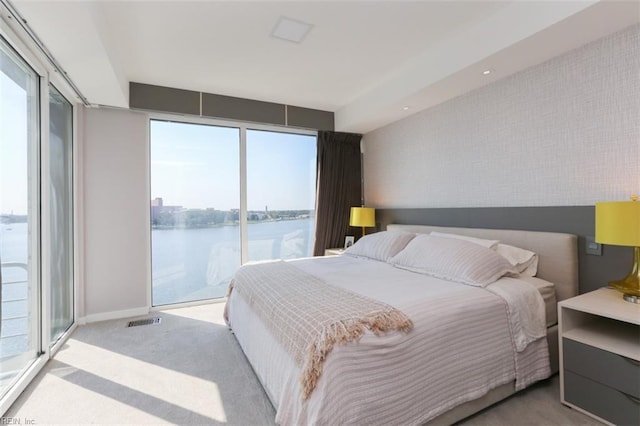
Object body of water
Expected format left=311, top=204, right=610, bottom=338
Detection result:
left=1, top=222, right=30, bottom=360
left=152, top=217, right=314, bottom=305
left=1, top=218, right=314, bottom=316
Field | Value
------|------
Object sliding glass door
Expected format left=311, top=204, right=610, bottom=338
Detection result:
left=150, top=120, right=240, bottom=305
left=246, top=129, right=316, bottom=261
left=0, top=38, right=40, bottom=398
left=150, top=120, right=317, bottom=306
left=48, top=85, right=73, bottom=344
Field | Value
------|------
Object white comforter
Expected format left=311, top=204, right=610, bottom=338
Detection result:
left=226, top=255, right=551, bottom=426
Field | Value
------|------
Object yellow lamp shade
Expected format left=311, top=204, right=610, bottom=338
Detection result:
left=595, top=198, right=640, bottom=303
left=595, top=200, right=640, bottom=247
left=350, top=207, right=375, bottom=228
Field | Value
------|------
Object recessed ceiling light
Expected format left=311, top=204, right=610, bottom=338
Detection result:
left=271, top=16, right=313, bottom=43
left=482, top=69, right=493, bottom=75
left=402, top=106, right=410, bottom=111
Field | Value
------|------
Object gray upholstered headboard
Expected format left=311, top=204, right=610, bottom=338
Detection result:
left=386, top=224, right=579, bottom=302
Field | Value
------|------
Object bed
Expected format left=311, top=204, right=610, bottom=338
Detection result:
left=225, top=224, right=578, bottom=425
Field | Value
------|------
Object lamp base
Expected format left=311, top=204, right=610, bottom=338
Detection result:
left=622, top=294, right=640, bottom=304
left=609, top=246, right=640, bottom=304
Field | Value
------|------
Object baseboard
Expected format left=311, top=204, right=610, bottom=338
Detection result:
left=79, top=306, right=150, bottom=324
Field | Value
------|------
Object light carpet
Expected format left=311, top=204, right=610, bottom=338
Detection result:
left=6, top=302, right=600, bottom=425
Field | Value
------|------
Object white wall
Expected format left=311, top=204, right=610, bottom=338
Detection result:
left=81, top=107, right=150, bottom=321
left=363, top=24, right=640, bottom=208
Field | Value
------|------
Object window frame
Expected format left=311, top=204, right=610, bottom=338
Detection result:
left=147, top=112, right=317, bottom=309
left=0, top=12, right=78, bottom=415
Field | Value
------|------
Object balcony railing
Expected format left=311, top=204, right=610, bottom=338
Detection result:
left=1, top=262, right=29, bottom=360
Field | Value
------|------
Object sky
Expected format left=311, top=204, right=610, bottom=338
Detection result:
left=150, top=120, right=317, bottom=212
left=2, top=69, right=317, bottom=216
left=1, top=68, right=30, bottom=216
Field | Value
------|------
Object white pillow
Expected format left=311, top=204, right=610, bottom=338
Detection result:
left=429, top=231, right=499, bottom=249
left=495, top=243, right=538, bottom=276
left=518, top=276, right=556, bottom=326
left=389, top=235, right=517, bottom=287
left=343, top=231, right=416, bottom=262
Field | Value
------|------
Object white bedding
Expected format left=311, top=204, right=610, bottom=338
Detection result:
left=227, top=255, right=551, bottom=425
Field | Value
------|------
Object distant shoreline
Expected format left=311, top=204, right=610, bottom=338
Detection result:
left=151, top=216, right=312, bottom=230
left=0, top=215, right=28, bottom=224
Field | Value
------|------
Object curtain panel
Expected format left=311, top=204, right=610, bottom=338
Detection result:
left=313, top=131, right=363, bottom=256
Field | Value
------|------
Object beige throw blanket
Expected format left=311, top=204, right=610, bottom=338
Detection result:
left=225, top=260, right=413, bottom=400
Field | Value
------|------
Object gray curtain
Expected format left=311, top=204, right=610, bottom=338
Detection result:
left=313, top=131, right=362, bottom=256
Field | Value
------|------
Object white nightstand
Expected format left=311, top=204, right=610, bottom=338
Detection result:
left=324, top=248, right=345, bottom=256
left=558, top=287, right=640, bottom=425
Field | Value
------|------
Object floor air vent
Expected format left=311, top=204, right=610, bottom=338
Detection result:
left=127, top=317, right=161, bottom=328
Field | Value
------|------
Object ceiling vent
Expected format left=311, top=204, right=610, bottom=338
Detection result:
left=271, top=16, right=313, bottom=43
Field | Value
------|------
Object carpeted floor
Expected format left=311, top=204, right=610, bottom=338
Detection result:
left=6, top=302, right=601, bottom=425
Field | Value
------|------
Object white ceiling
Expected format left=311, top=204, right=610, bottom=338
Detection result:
left=7, top=0, right=640, bottom=133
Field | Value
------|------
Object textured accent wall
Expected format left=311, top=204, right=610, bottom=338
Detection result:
left=364, top=24, right=640, bottom=208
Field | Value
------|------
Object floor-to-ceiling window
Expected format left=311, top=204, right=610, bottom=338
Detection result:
left=246, top=129, right=316, bottom=261
left=150, top=121, right=241, bottom=305
left=150, top=119, right=317, bottom=306
left=0, top=37, right=40, bottom=400
left=48, top=85, right=73, bottom=344
left=0, top=29, right=75, bottom=413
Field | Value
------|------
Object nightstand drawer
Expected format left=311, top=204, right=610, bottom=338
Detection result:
left=563, top=338, right=640, bottom=398
left=564, top=370, right=640, bottom=426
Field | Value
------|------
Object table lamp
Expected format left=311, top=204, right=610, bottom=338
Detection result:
left=595, top=195, right=640, bottom=303
left=350, top=207, right=375, bottom=237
